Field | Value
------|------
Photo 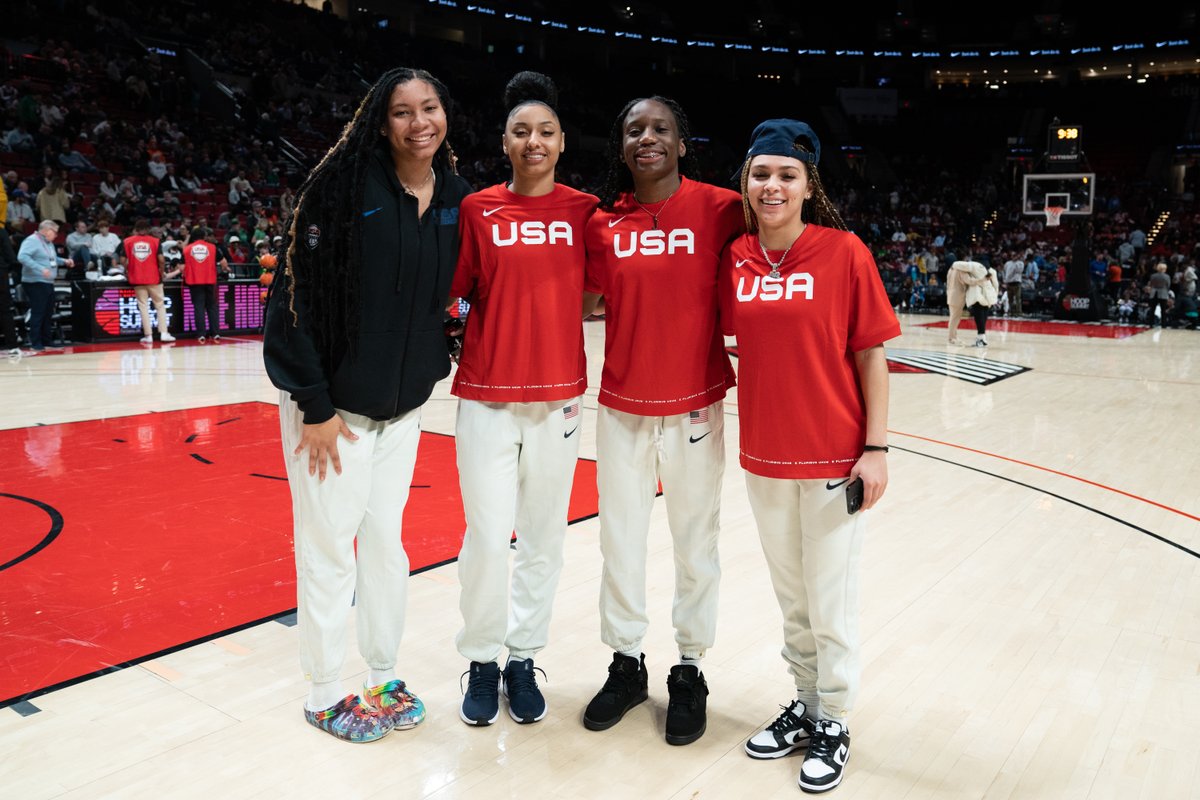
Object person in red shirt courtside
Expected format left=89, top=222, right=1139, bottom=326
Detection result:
left=581, top=95, right=744, bottom=746
left=720, top=119, right=901, bottom=794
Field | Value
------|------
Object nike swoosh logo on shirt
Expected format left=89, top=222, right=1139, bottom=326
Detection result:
left=608, top=216, right=627, bottom=228
left=689, top=433, right=710, bottom=444
left=362, top=207, right=382, bottom=217
left=564, top=427, right=578, bottom=439
left=483, top=207, right=504, bottom=216
left=735, top=259, right=750, bottom=268
left=826, top=479, right=850, bottom=490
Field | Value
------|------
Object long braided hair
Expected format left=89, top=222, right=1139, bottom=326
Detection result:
left=281, top=67, right=458, bottom=360
left=595, top=95, right=697, bottom=211
left=738, top=145, right=847, bottom=233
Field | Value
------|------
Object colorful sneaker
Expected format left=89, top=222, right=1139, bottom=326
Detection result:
left=303, top=694, right=394, bottom=743
left=363, top=679, right=426, bottom=730
left=459, top=661, right=501, bottom=726
left=798, top=719, right=851, bottom=793
left=502, top=658, right=548, bottom=724
left=745, top=699, right=814, bottom=759
left=583, top=653, right=648, bottom=731
left=664, top=664, right=708, bottom=745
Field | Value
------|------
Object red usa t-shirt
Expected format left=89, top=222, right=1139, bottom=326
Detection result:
left=451, top=183, right=598, bottom=402
left=182, top=240, right=217, bottom=284
left=123, top=235, right=161, bottom=285
left=585, top=177, right=743, bottom=415
left=720, top=226, right=901, bottom=479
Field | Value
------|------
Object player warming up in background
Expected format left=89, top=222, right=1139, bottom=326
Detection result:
left=581, top=95, right=743, bottom=746
left=450, top=71, right=598, bottom=727
left=720, top=120, right=900, bottom=793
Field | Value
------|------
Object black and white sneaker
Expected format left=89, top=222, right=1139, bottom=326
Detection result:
left=745, top=699, right=814, bottom=759
left=798, top=719, right=851, bottom=793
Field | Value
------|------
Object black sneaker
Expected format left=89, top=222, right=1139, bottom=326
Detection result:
left=502, top=658, right=547, bottom=724
left=745, top=699, right=814, bottom=759
left=582, top=652, right=648, bottom=731
left=798, top=719, right=851, bottom=793
left=459, top=661, right=500, bottom=726
left=664, top=664, right=708, bottom=746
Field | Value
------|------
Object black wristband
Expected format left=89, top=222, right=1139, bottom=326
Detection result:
left=862, top=445, right=889, bottom=453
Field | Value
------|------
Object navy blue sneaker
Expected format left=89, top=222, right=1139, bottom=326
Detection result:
left=502, top=658, right=548, bottom=724
left=459, top=661, right=500, bottom=726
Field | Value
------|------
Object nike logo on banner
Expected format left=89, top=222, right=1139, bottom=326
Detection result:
left=825, top=479, right=850, bottom=490
left=483, top=207, right=504, bottom=217
left=689, top=433, right=710, bottom=444
left=608, top=216, right=627, bottom=228
left=735, top=259, right=750, bottom=268
left=564, top=427, right=578, bottom=438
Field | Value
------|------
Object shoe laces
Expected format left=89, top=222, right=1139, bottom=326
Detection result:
left=506, top=664, right=547, bottom=696
left=807, top=720, right=844, bottom=759
left=600, top=659, right=641, bottom=694
left=766, top=704, right=805, bottom=733
left=666, top=670, right=700, bottom=710
left=460, top=664, right=499, bottom=699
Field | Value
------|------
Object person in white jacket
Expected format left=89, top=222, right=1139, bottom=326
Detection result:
left=950, top=259, right=999, bottom=347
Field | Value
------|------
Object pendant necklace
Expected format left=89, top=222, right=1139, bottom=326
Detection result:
left=632, top=186, right=678, bottom=230
left=758, top=225, right=804, bottom=279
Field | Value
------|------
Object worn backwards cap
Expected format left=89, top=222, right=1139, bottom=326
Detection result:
left=745, top=119, right=821, bottom=165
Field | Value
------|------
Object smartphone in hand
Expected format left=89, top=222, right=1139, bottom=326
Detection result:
left=845, top=477, right=864, bottom=514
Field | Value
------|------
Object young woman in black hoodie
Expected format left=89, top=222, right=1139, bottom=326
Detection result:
left=264, top=67, right=471, bottom=743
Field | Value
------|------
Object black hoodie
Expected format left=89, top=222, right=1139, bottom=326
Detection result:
left=263, top=147, right=472, bottom=424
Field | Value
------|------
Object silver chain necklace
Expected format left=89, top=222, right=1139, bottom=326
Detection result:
left=758, top=240, right=792, bottom=279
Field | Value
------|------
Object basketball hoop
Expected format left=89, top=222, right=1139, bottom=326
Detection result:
left=1044, top=206, right=1065, bottom=227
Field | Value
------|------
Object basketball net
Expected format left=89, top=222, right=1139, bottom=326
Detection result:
left=1044, top=206, right=1065, bottom=227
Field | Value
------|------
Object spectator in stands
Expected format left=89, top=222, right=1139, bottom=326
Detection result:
left=65, top=220, right=93, bottom=273
left=147, top=152, right=167, bottom=180
left=1002, top=251, right=1024, bottom=316
left=3, top=124, right=37, bottom=153
left=6, top=190, right=36, bottom=233
left=1089, top=250, right=1109, bottom=295
left=91, top=219, right=122, bottom=274
left=1145, top=262, right=1172, bottom=327
left=99, top=171, right=120, bottom=201
left=36, top=177, right=72, bottom=225
left=18, top=220, right=73, bottom=352
left=58, top=143, right=98, bottom=173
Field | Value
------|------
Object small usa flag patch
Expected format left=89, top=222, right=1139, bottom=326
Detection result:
left=563, top=403, right=579, bottom=419
left=689, top=408, right=709, bottom=424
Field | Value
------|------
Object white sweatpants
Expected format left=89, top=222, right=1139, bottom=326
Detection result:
left=745, top=473, right=866, bottom=720
left=279, top=392, right=420, bottom=683
left=596, top=401, right=724, bottom=659
left=455, top=398, right=582, bottom=664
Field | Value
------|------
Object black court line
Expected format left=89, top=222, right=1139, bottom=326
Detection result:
left=112, top=438, right=126, bottom=443
left=4, top=416, right=605, bottom=709
left=185, top=433, right=198, bottom=443
left=189, top=453, right=213, bottom=464
left=217, top=417, right=241, bottom=426
left=895, top=445, right=1200, bottom=560
left=0, top=494, right=65, bottom=573
left=9, top=701, right=40, bottom=717
left=250, top=472, right=288, bottom=481
left=1, top=607, right=299, bottom=710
